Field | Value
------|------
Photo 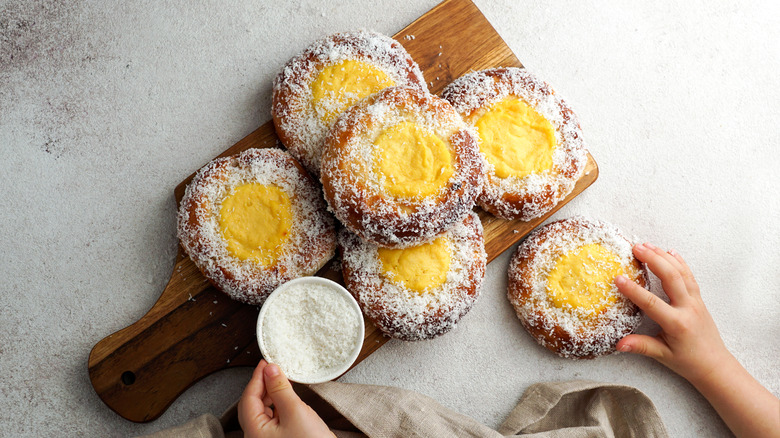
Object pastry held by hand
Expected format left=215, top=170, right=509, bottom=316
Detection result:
left=508, top=216, right=647, bottom=358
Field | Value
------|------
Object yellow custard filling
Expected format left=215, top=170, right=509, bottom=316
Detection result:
left=546, top=244, right=629, bottom=312
left=373, top=121, right=455, bottom=199
left=311, top=59, right=395, bottom=123
left=474, top=96, right=556, bottom=178
left=378, top=236, right=451, bottom=293
left=219, top=183, right=293, bottom=266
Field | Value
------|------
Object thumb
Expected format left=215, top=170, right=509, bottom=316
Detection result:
left=263, top=363, right=303, bottom=420
left=617, top=334, right=670, bottom=361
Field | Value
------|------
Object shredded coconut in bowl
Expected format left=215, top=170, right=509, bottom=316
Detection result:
left=259, top=279, right=364, bottom=383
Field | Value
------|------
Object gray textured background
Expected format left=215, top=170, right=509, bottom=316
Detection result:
left=1, top=0, right=778, bottom=436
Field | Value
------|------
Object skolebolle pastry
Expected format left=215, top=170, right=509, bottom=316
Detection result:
left=340, top=212, right=486, bottom=341
left=442, top=68, right=587, bottom=220
left=272, top=30, right=427, bottom=177
left=321, top=86, right=485, bottom=248
left=177, top=148, right=336, bottom=305
left=507, top=216, right=647, bottom=358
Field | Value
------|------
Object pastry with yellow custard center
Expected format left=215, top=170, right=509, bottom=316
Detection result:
left=341, top=212, right=486, bottom=341
left=321, top=86, right=485, bottom=248
left=507, top=217, right=647, bottom=359
left=177, top=148, right=336, bottom=305
left=272, top=30, right=427, bottom=177
left=442, top=67, right=588, bottom=220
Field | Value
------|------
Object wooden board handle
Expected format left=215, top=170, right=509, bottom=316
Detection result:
left=88, top=252, right=262, bottom=422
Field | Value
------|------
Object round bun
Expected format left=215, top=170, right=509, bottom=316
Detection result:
left=272, top=30, right=427, bottom=177
left=442, top=67, right=587, bottom=220
left=507, top=216, right=647, bottom=358
left=321, top=86, right=485, bottom=248
left=340, top=212, right=486, bottom=341
left=177, top=148, right=336, bottom=305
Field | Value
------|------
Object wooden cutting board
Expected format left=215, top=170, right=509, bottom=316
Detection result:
left=88, top=0, right=599, bottom=423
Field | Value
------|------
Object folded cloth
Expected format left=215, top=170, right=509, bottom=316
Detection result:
left=141, top=380, right=668, bottom=438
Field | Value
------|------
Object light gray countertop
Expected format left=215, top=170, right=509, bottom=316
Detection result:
left=1, top=1, right=778, bottom=436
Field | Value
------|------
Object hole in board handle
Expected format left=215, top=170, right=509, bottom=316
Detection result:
left=121, top=371, right=136, bottom=385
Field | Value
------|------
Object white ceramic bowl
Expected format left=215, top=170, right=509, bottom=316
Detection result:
left=256, top=276, right=365, bottom=384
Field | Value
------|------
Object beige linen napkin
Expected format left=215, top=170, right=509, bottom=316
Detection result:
left=141, top=380, right=668, bottom=438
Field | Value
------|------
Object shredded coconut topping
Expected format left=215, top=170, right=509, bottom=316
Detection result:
left=507, top=216, right=648, bottom=358
left=340, top=212, right=486, bottom=341
left=442, top=68, right=588, bottom=220
left=177, top=148, right=337, bottom=305
left=272, top=29, right=427, bottom=177
left=321, top=86, right=486, bottom=248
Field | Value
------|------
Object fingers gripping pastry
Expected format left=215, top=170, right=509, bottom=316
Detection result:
left=321, top=86, right=485, bottom=248
left=340, top=212, right=486, bottom=341
left=272, top=30, right=427, bottom=177
left=177, top=148, right=337, bottom=305
left=507, top=217, right=647, bottom=358
left=442, top=68, right=587, bottom=220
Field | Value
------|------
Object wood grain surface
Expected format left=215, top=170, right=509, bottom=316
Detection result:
left=88, top=0, right=599, bottom=423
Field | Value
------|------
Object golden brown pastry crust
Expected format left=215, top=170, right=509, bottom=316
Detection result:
left=507, top=216, right=648, bottom=359
left=177, top=148, right=336, bottom=305
left=340, top=212, right=486, bottom=341
left=272, top=30, right=427, bottom=177
left=442, top=67, right=587, bottom=221
left=321, top=86, right=485, bottom=248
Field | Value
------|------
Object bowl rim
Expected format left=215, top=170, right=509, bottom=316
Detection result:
left=256, top=276, right=365, bottom=384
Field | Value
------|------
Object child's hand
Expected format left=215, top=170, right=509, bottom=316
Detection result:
left=614, top=242, right=731, bottom=385
left=615, top=242, right=780, bottom=438
left=238, top=360, right=335, bottom=438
